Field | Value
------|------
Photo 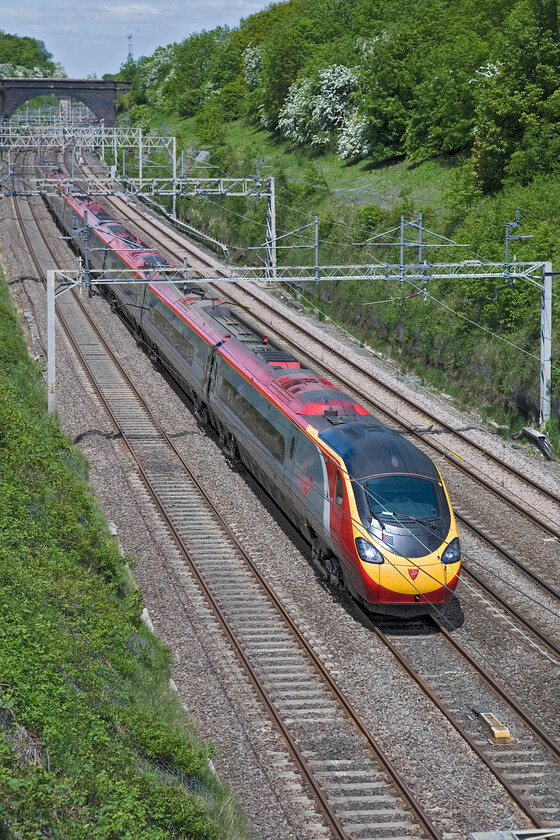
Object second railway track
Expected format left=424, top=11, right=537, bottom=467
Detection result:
left=6, top=146, right=560, bottom=838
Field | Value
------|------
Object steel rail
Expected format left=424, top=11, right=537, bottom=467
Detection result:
left=59, top=291, right=441, bottom=840
left=457, top=513, right=560, bottom=603
left=17, top=156, right=443, bottom=840
left=367, top=619, right=546, bottom=829
left=431, top=617, right=560, bottom=761
left=76, top=180, right=560, bottom=543
left=460, top=562, right=560, bottom=663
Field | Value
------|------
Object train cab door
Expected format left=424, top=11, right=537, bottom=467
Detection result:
left=326, top=462, right=359, bottom=586
left=326, top=460, right=345, bottom=557
left=286, top=433, right=329, bottom=544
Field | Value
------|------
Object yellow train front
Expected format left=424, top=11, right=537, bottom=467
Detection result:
left=318, top=421, right=461, bottom=615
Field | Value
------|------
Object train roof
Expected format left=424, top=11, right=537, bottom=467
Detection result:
left=177, top=296, right=371, bottom=422
left=41, top=167, right=393, bottom=441
left=319, top=422, right=440, bottom=481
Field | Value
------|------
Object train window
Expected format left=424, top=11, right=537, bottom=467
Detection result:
left=220, top=366, right=286, bottom=463
left=149, top=295, right=195, bottom=364
left=335, top=472, right=344, bottom=506
left=115, top=281, right=144, bottom=306
left=289, top=436, right=296, bottom=459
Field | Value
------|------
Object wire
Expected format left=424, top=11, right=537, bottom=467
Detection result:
left=464, top=552, right=560, bottom=625
left=401, top=275, right=560, bottom=372
left=454, top=572, right=560, bottom=665
left=50, top=170, right=557, bottom=618
left=290, top=275, right=558, bottom=375
left=196, top=194, right=267, bottom=229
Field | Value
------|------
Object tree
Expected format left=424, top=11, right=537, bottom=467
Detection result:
left=0, top=30, right=61, bottom=76
left=471, top=0, right=560, bottom=191
left=278, top=64, right=359, bottom=149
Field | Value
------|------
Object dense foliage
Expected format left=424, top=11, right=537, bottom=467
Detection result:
left=109, top=0, right=559, bottom=435
left=0, top=30, right=64, bottom=77
left=116, top=0, right=560, bottom=194
left=0, top=272, right=245, bottom=837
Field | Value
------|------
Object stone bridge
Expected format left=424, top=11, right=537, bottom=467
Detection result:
left=0, top=78, right=132, bottom=126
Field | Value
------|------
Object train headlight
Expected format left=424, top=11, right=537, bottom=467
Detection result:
left=355, top=537, right=384, bottom=564
left=442, top=537, right=461, bottom=564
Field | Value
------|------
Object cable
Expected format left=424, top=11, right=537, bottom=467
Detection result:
left=401, top=275, right=560, bottom=372
left=49, top=168, right=555, bottom=619
left=464, top=552, right=560, bottom=625
left=196, top=194, right=267, bottom=229
left=454, top=572, right=560, bottom=665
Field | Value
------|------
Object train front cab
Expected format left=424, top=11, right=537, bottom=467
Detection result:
left=320, top=425, right=461, bottom=614
left=331, top=468, right=460, bottom=612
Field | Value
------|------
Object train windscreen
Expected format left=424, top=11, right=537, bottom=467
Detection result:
left=360, top=475, right=439, bottom=522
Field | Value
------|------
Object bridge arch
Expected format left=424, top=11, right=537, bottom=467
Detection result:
left=0, top=79, right=131, bottom=126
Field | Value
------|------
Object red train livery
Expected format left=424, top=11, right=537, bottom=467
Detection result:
left=43, top=164, right=461, bottom=615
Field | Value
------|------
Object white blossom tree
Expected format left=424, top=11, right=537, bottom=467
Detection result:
left=278, top=65, right=360, bottom=152
left=242, top=44, right=262, bottom=91
left=337, top=111, right=371, bottom=160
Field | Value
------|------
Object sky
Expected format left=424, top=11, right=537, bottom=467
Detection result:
left=0, top=1, right=271, bottom=78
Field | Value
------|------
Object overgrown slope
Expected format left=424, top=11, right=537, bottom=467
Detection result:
left=0, top=269, right=246, bottom=837
left=107, top=0, right=560, bottom=435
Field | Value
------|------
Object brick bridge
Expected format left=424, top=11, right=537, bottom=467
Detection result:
left=0, top=78, right=132, bottom=126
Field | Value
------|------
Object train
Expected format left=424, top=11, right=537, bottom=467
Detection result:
left=41, top=163, right=461, bottom=615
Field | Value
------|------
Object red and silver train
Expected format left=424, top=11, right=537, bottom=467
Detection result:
left=42, top=164, right=461, bottom=615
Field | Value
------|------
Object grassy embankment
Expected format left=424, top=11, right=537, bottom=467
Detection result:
left=0, top=267, right=247, bottom=837
left=130, top=111, right=559, bottom=444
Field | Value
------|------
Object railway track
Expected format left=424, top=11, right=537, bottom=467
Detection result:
left=364, top=610, right=560, bottom=829
left=11, top=150, right=449, bottom=840
left=76, top=161, right=560, bottom=534
left=7, top=146, right=560, bottom=835
left=75, top=159, right=560, bottom=637
left=67, top=156, right=560, bottom=829
left=56, top=289, right=444, bottom=840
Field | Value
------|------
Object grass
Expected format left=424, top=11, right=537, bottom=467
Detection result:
left=0, top=267, right=248, bottom=838
left=146, top=112, right=458, bottom=209
left=121, top=105, right=559, bottom=442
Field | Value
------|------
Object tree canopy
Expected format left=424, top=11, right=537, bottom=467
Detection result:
left=0, top=30, right=62, bottom=77
left=116, top=0, right=560, bottom=194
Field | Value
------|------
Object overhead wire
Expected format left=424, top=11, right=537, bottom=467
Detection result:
left=53, top=166, right=560, bottom=627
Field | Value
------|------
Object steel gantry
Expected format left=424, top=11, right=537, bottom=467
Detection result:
left=2, top=120, right=551, bottom=429
left=45, top=259, right=552, bottom=431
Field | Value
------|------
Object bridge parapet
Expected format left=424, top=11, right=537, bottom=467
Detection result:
left=0, top=79, right=131, bottom=126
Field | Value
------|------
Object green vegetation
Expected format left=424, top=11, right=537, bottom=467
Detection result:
left=114, top=0, right=560, bottom=192
left=0, top=269, right=246, bottom=837
left=0, top=30, right=63, bottom=77
left=107, top=0, right=560, bottom=437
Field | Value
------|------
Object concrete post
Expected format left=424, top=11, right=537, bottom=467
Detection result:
left=47, top=270, right=56, bottom=414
